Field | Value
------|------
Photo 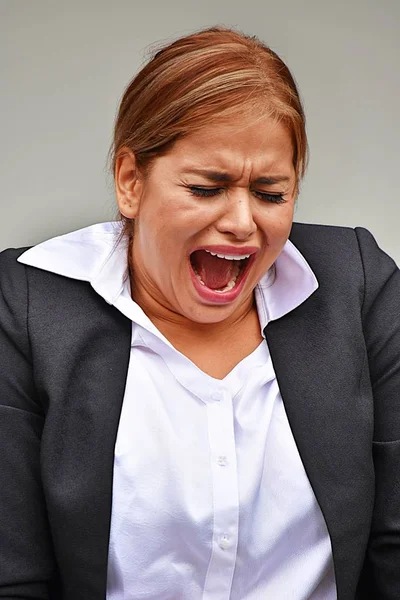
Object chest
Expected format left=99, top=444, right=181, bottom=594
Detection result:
left=164, top=312, right=264, bottom=379
left=106, top=345, right=335, bottom=598
left=31, top=274, right=375, bottom=598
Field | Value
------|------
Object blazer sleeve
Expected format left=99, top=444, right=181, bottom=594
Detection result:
left=0, top=249, right=55, bottom=599
left=356, top=228, right=400, bottom=599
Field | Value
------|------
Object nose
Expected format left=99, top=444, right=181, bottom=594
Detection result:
left=216, top=191, right=257, bottom=240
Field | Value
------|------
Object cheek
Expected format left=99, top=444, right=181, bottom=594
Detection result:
left=261, top=205, right=294, bottom=241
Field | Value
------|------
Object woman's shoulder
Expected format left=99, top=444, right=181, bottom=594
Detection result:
left=291, top=221, right=365, bottom=249
left=0, top=247, right=31, bottom=298
left=290, top=222, right=396, bottom=273
left=289, top=222, right=363, bottom=283
left=291, top=220, right=397, bottom=261
left=0, top=244, right=94, bottom=310
left=290, top=223, right=399, bottom=313
left=0, top=246, right=30, bottom=267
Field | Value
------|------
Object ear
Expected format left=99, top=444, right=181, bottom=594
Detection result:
left=114, top=147, right=144, bottom=219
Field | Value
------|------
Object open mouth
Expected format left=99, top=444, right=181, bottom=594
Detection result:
left=189, top=248, right=256, bottom=302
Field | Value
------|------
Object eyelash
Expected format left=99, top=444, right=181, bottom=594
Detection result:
left=188, top=186, right=287, bottom=204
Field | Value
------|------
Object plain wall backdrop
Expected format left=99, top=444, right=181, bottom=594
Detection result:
left=1, top=0, right=399, bottom=262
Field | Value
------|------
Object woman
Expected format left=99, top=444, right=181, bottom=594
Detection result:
left=0, top=26, right=399, bottom=600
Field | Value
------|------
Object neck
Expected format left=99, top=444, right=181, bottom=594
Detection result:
left=131, top=273, right=258, bottom=345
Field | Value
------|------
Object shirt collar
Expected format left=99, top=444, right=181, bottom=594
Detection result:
left=254, top=239, right=319, bottom=334
left=18, top=222, right=129, bottom=305
left=18, top=221, right=318, bottom=332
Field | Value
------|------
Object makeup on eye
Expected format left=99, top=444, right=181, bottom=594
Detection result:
left=187, top=186, right=287, bottom=204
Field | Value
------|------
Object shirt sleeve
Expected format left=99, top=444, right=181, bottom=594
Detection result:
left=0, top=249, right=55, bottom=599
left=356, top=227, right=400, bottom=599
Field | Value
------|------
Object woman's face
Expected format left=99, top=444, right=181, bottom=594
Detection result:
left=117, top=113, right=297, bottom=325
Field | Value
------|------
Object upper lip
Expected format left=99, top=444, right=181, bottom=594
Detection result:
left=190, top=245, right=259, bottom=257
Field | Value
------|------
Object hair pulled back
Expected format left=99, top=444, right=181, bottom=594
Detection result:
left=111, top=27, right=308, bottom=199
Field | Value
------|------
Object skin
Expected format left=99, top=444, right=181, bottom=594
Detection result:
left=115, top=113, right=296, bottom=366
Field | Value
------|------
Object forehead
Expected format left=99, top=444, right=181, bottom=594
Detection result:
left=161, top=114, right=295, bottom=176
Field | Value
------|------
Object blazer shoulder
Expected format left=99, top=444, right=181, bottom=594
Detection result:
left=0, top=247, right=31, bottom=269
left=290, top=222, right=397, bottom=272
left=290, top=221, right=358, bottom=249
left=0, top=246, right=93, bottom=298
left=289, top=222, right=363, bottom=280
left=0, top=248, right=34, bottom=367
left=0, top=247, right=92, bottom=318
left=0, top=247, right=31, bottom=301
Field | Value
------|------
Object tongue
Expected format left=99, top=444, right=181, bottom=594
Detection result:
left=191, top=250, right=237, bottom=290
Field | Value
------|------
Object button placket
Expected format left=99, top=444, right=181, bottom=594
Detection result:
left=217, top=455, right=228, bottom=467
left=218, top=534, right=231, bottom=550
left=203, top=391, right=239, bottom=600
left=210, top=388, right=223, bottom=402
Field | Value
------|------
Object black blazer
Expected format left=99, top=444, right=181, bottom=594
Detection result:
left=0, top=222, right=399, bottom=600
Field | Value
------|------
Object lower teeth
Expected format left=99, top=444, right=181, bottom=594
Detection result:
left=192, top=264, right=240, bottom=293
left=214, top=276, right=238, bottom=293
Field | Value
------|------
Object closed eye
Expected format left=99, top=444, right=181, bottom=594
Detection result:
left=253, top=191, right=287, bottom=204
left=188, top=186, right=222, bottom=198
left=188, top=186, right=286, bottom=204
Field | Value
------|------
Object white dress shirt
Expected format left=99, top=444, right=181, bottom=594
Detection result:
left=19, top=222, right=337, bottom=600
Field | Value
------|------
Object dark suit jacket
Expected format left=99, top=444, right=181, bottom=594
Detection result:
left=0, top=222, right=399, bottom=600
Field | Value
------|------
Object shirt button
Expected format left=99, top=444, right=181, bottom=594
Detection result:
left=219, top=534, right=231, bottom=550
left=217, top=455, right=228, bottom=466
left=210, top=389, right=223, bottom=401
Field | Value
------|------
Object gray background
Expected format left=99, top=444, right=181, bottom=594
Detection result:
left=1, top=0, right=399, bottom=262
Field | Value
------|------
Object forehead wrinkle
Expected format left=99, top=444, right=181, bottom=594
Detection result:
left=182, top=151, right=246, bottom=180
left=182, top=157, right=284, bottom=185
left=181, top=165, right=293, bottom=186
left=178, top=138, right=294, bottom=184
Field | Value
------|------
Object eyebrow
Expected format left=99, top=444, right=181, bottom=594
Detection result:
left=183, top=169, right=291, bottom=185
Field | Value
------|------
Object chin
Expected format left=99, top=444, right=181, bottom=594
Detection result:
left=182, top=294, right=251, bottom=325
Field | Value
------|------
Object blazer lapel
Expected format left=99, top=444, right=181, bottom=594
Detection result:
left=265, top=299, right=374, bottom=600
left=30, top=273, right=132, bottom=600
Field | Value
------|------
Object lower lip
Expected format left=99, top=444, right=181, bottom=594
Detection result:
left=189, top=255, right=256, bottom=304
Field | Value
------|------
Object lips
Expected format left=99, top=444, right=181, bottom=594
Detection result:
left=188, top=246, right=258, bottom=304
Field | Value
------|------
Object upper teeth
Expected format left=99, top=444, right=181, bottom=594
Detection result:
left=204, top=250, right=251, bottom=260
